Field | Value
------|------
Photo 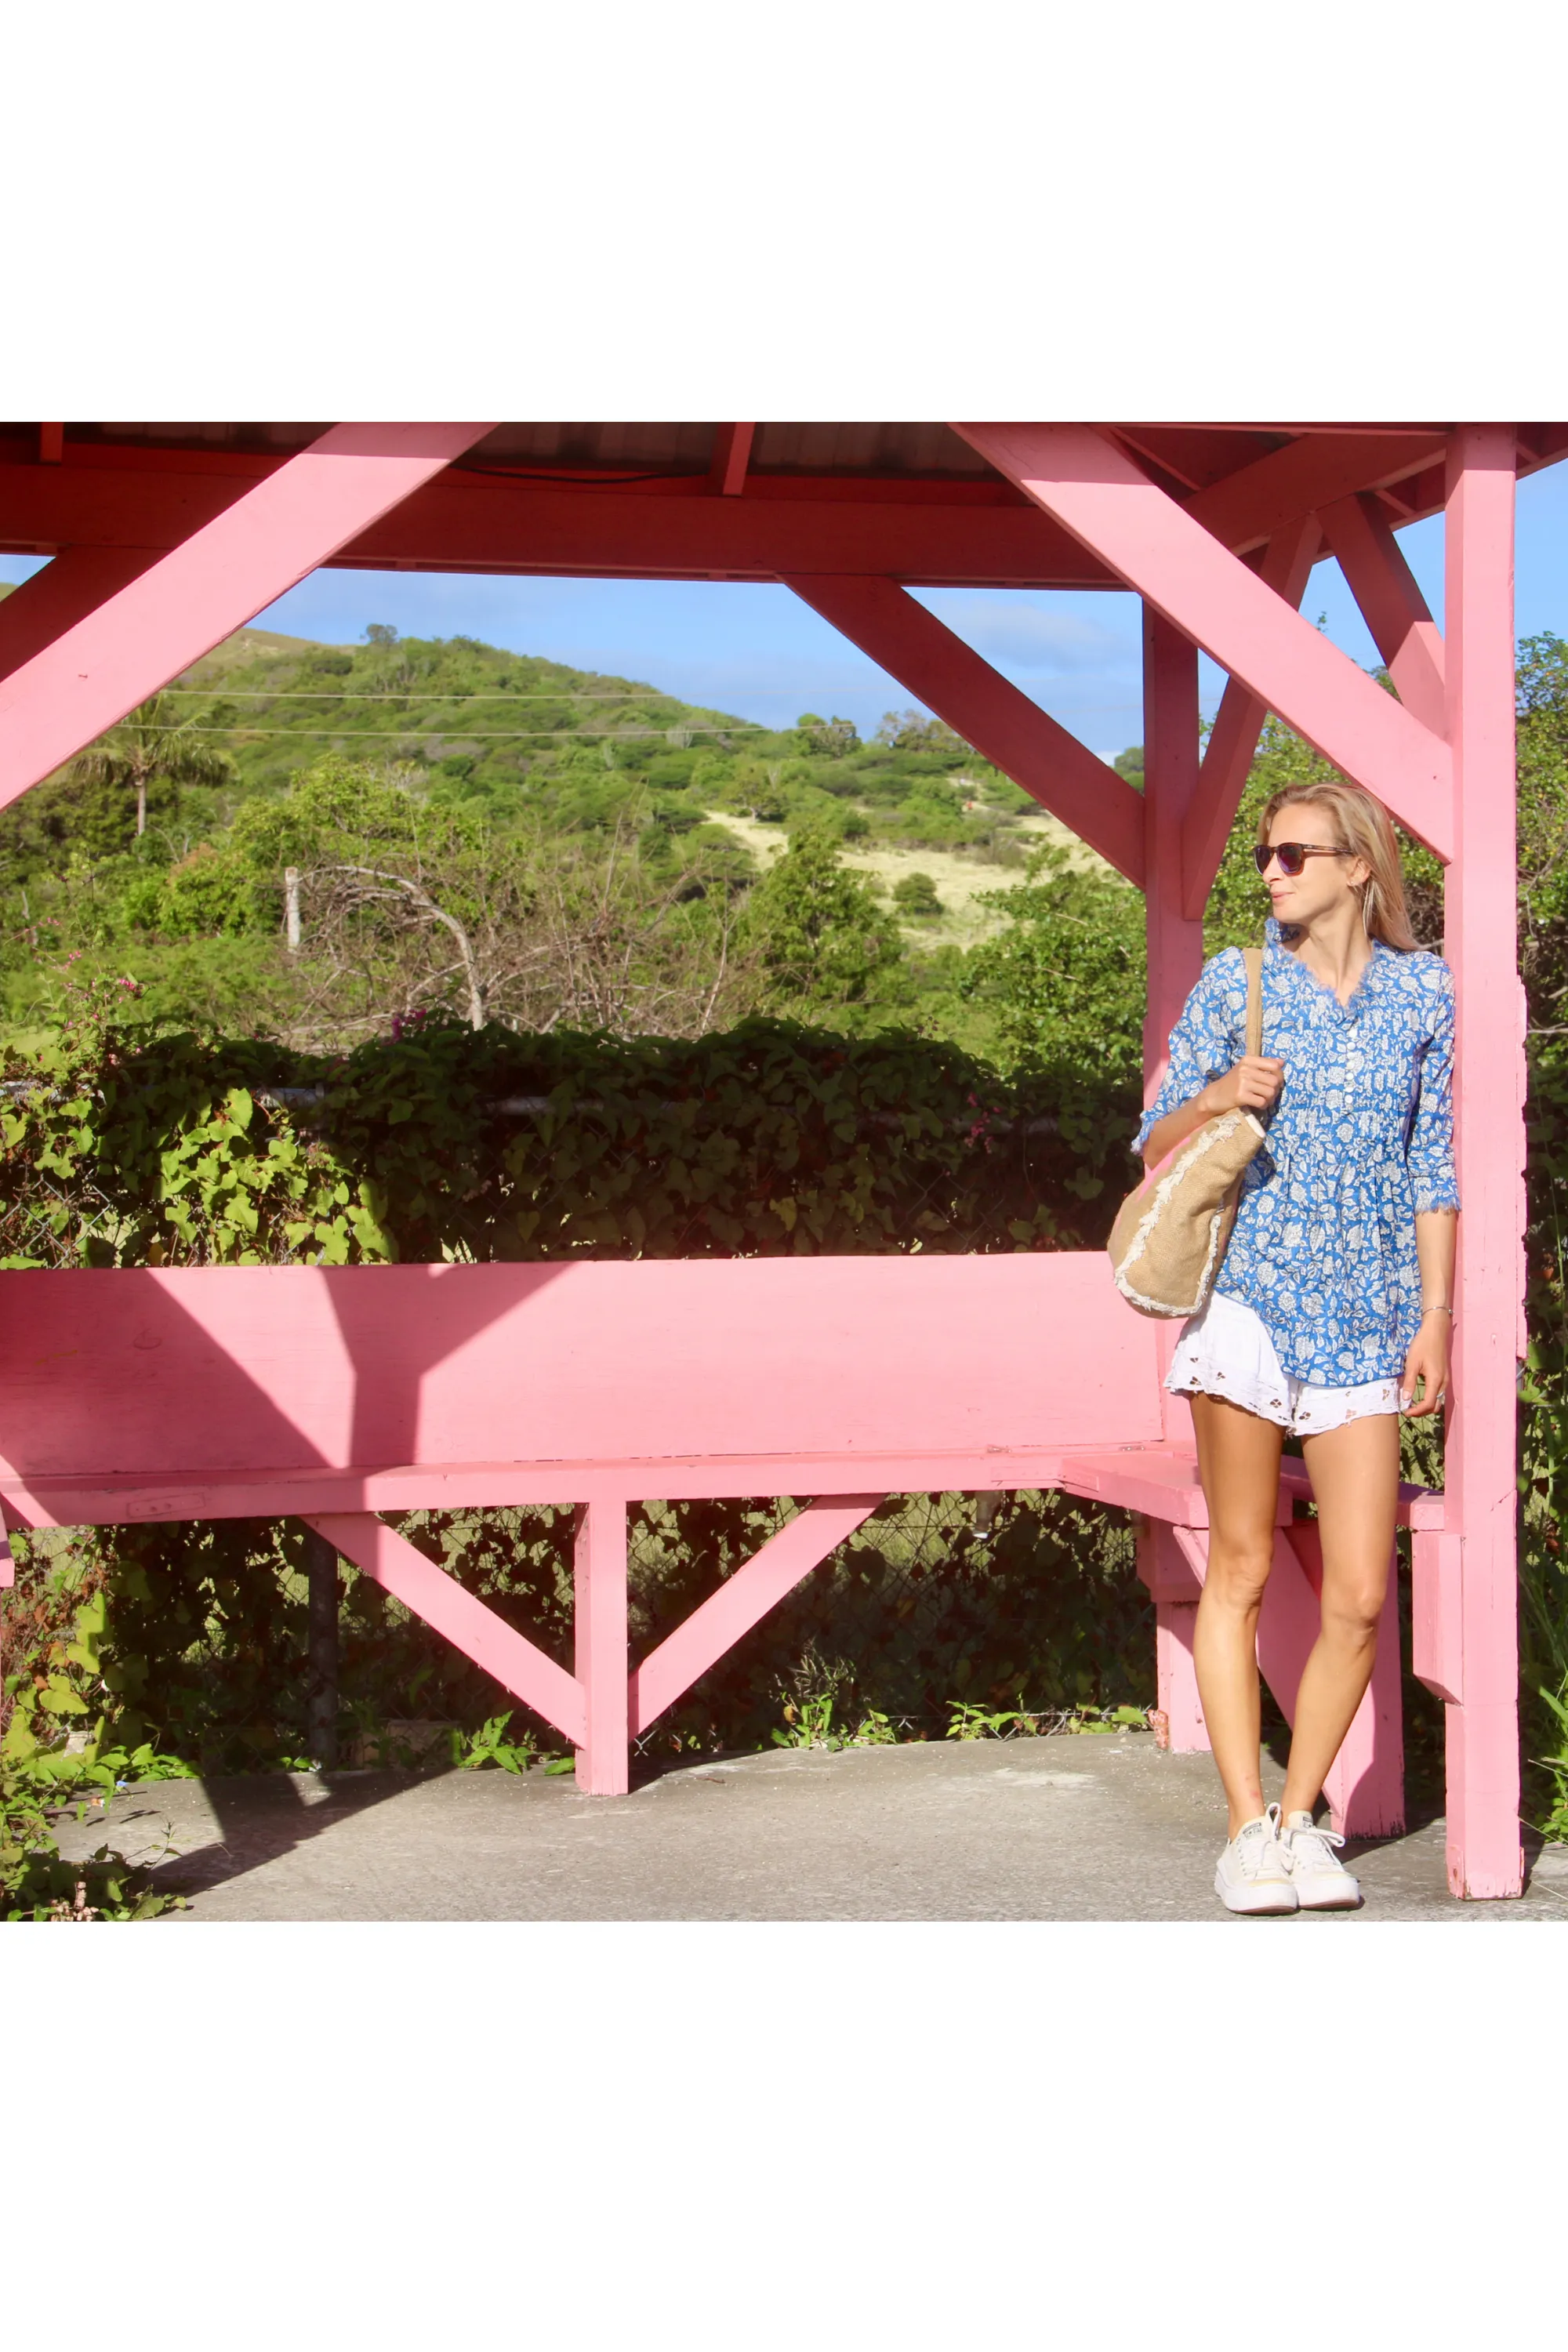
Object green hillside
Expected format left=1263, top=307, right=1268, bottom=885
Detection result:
left=0, top=610, right=1121, bottom=1053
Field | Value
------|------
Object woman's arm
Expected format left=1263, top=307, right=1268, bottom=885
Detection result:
left=1401, top=1208, right=1458, bottom=1415
left=1142, top=1054, right=1285, bottom=1167
left=1136, top=952, right=1285, bottom=1166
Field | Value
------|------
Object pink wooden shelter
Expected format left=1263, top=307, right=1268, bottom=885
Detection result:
left=0, top=419, right=1553, bottom=1897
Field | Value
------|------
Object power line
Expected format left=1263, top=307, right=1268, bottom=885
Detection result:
left=132, top=724, right=769, bottom=739
left=158, top=689, right=724, bottom=701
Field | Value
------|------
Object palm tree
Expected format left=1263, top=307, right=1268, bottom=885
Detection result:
left=69, top=691, right=235, bottom=840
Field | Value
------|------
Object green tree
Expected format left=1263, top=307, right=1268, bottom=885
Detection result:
left=962, top=846, right=1144, bottom=1082
left=893, top=871, right=943, bottom=919
left=742, top=829, right=902, bottom=1011
left=67, top=692, right=235, bottom=844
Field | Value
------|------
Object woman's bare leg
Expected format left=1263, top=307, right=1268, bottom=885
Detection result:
left=1190, top=1393, right=1286, bottom=1837
left=1280, top=1411, right=1401, bottom=1820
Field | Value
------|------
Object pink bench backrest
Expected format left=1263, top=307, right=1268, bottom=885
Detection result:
left=0, top=1256, right=1162, bottom=1477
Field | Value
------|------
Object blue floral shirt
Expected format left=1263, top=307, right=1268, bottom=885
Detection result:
left=1135, top=919, right=1460, bottom=1385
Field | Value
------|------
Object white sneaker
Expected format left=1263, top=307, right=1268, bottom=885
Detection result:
left=1283, top=1811, right=1363, bottom=1910
left=1214, top=1803, right=1298, bottom=1915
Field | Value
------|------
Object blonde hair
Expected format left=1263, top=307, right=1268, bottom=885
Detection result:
left=1258, top=778, right=1417, bottom=953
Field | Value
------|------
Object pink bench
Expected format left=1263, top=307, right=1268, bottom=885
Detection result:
left=0, top=1254, right=1428, bottom=1821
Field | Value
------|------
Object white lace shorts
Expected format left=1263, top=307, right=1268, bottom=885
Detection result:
left=1166, top=1289, right=1400, bottom=1436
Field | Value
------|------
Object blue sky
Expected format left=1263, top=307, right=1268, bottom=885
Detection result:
left=5, top=462, right=1566, bottom=760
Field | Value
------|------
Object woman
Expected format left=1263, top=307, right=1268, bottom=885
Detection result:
left=1138, top=778, right=1458, bottom=1915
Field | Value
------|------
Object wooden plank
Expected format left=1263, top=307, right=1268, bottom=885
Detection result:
left=950, top=423, right=1454, bottom=861
left=307, top=1512, right=586, bottom=1746
left=0, top=1447, right=1093, bottom=1526
left=630, top=1496, right=882, bottom=1735
left=710, top=423, right=755, bottom=495
left=0, top=423, right=498, bottom=809
left=1179, top=430, right=1448, bottom=554
left=1274, top=1457, right=1444, bottom=1530
left=0, top=459, right=1120, bottom=590
left=786, top=574, right=1146, bottom=882
left=0, top=1256, right=1163, bottom=1482
left=1178, top=515, right=1322, bottom=919
left=1317, top=491, right=1446, bottom=733
left=1053, top=1444, right=1290, bottom=1527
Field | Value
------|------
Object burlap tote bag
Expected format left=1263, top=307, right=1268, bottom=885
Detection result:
left=1109, top=946, right=1265, bottom=1319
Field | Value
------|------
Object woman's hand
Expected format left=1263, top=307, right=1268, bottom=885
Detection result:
left=1206, top=1056, right=1286, bottom=1116
left=1142, top=1054, right=1286, bottom=1167
left=1400, top=1312, right=1452, bottom=1416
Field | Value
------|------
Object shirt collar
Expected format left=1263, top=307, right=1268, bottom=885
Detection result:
left=1264, top=916, right=1388, bottom=1008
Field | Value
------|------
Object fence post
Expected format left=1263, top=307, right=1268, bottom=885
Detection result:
left=304, top=1526, right=339, bottom=1769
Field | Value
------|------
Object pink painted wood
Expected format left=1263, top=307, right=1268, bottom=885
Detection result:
left=1178, top=515, right=1323, bottom=919
left=1411, top=1530, right=1464, bottom=1705
left=1443, top=428, right=1526, bottom=1898
left=0, top=423, right=497, bottom=809
left=0, top=547, right=164, bottom=684
left=949, top=423, right=1454, bottom=860
left=1135, top=1522, right=1207, bottom=1753
left=1317, top=491, right=1446, bottom=734
left=785, top=573, right=1147, bottom=884
left=575, top=1500, right=630, bottom=1793
left=1163, top=1525, right=1404, bottom=1838
left=1264, top=1523, right=1405, bottom=1840
left=0, top=1256, right=1162, bottom=1790
left=711, top=423, right=755, bottom=495
left=306, top=1511, right=585, bottom=1746
left=629, top=1495, right=881, bottom=1737
left=1141, top=611, right=1207, bottom=1445
left=0, top=1257, right=1163, bottom=1504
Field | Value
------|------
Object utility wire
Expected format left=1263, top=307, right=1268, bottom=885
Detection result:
left=158, top=690, right=723, bottom=701
left=123, top=724, right=768, bottom=739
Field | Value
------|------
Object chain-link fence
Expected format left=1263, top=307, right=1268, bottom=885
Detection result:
left=3, top=1491, right=1155, bottom=1775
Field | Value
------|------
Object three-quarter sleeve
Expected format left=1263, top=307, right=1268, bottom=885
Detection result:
left=1134, top=950, right=1245, bottom=1158
left=1406, top=963, right=1461, bottom=1213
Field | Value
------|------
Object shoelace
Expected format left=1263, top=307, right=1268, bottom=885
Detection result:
left=1234, top=1806, right=1287, bottom=1878
left=1289, top=1820, right=1346, bottom=1871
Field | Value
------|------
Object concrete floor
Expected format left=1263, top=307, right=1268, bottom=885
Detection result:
left=56, top=1732, right=1568, bottom=1922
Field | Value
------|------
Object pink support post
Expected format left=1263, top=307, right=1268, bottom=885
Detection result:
left=1142, top=608, right=1207, bottom=1436
left=1443, top=428, right=1526, bottom=1898
left=1274, top=1523, right=1405, bottom=1839
left=1170, top=1526, right=1403, bottom=1835
left=1137, top=1522, right=1207, bottom=1751
left=1142, top=608, right=1210, bottom=1730
left=575, top=1497, right=630, bottom=1795
left=1142, top=608, right=1205, bottom=1113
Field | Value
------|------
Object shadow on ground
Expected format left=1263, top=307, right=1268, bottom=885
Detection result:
left=56, top=1733, right=1568, bottom=1924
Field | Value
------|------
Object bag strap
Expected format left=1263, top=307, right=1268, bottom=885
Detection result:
left=1242, top=946, right=1263, bottom=1058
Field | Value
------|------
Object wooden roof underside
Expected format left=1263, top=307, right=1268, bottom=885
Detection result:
left=2, top=422, right=1565, bottom=590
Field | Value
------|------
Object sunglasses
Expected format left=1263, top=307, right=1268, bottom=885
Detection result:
left=1253, top=842, right=1356, bottom=879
